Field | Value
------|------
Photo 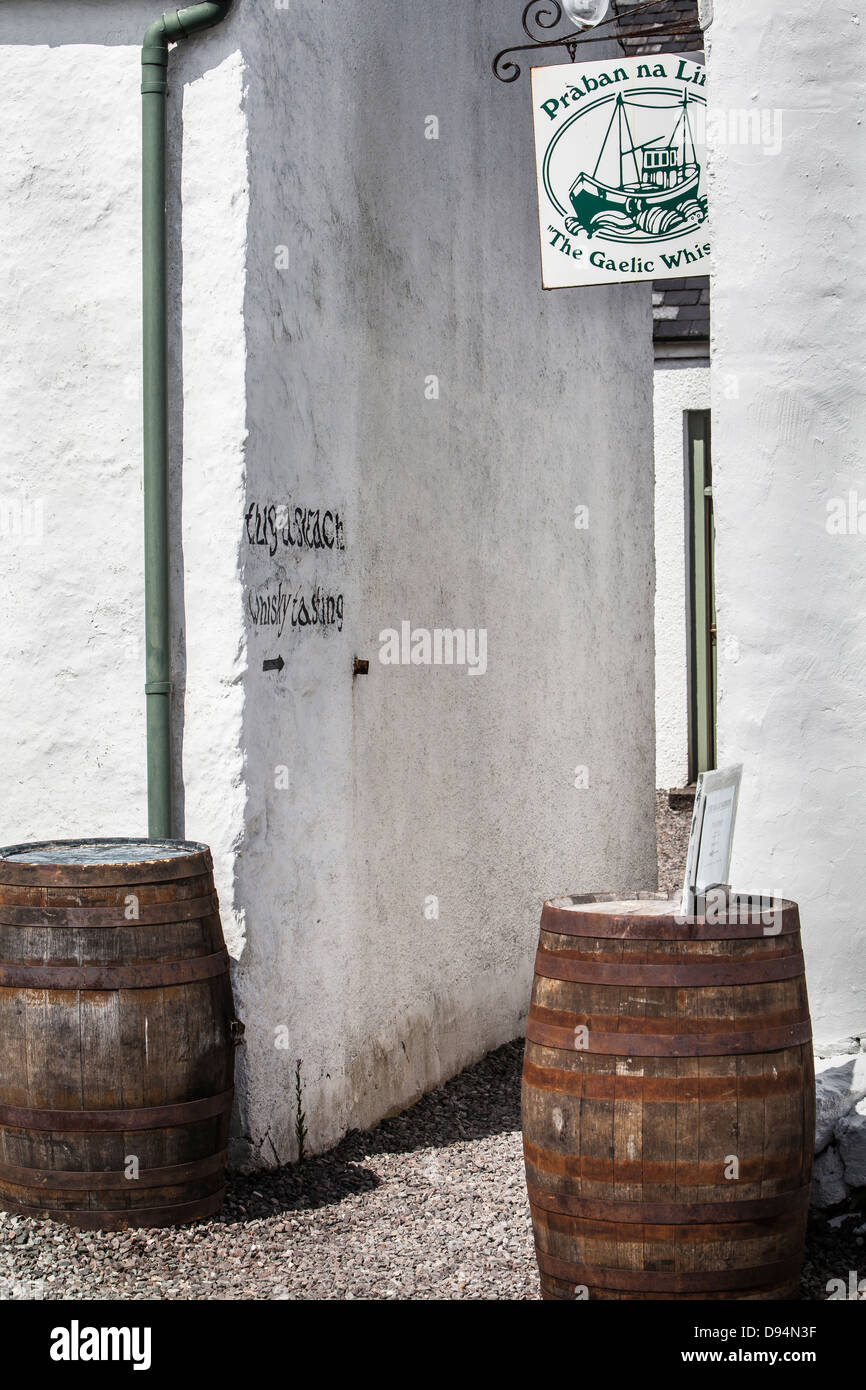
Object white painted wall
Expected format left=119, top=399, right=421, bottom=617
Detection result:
left=0, top=5, right=249, bottom=949
left=0, top=1, right=657, bottom=1165
left=708, top=0, right=866, bottom=1046
left=653, top=364, right=709, bottom=790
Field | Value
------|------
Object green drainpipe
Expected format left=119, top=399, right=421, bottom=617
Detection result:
left=141, top=2, right=233, bottom=838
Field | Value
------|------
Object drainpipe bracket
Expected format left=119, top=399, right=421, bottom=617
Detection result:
left=145, top=681, right=172, bottom=696
left=163, top=12, right=191, bottom=43
left=167, top=4, right=231, bottom=43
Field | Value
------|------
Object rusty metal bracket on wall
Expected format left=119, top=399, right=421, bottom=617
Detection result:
left=493, top=1, right=701, bottom=82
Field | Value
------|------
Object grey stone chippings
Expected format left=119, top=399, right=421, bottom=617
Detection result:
left=655, top=788, right=693, bottom=894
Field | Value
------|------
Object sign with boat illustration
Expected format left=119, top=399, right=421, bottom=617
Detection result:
left=531, top=54, right=709, bottom=288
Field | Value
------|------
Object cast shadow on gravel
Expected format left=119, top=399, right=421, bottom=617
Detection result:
left=336, top=1037, right=525, bottom=1162
left=219, top=1038, right=525, bottom=1224
left=221, top=1155, right=383, bottom=1222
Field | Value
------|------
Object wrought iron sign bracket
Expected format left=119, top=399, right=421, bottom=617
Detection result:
left=493, top=1, right=701, bottom=83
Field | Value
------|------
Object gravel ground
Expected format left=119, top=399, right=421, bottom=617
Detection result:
left=0, top=796, right=860, bottom=1301
left=655, top=788, right=693, bottom=894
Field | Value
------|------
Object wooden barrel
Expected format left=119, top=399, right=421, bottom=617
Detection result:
left=522, top=892, right=815, bottom=1301
left=0, top=838, right=240, bottom=1230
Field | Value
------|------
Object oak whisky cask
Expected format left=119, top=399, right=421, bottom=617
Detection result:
left=522, top=892, right=815, bottom=1300
left=0, top=839, right=239, bottom=1229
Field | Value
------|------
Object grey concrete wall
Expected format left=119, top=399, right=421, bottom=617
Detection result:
left=233, top=0, right=658, bottom=1163
left=0, top=0, right=658, bottom=1164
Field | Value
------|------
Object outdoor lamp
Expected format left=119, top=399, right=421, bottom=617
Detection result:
left=561, top=0, right=610, bottom=26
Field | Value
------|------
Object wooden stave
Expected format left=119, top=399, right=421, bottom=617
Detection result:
left=0, top=871, right=217, bottom=910
left=0, top=1111, right=230, bottom=1224
left=523, top=1042, right=814, bottom=1201
left=0, top=913, right=227, bottom=967
left=0, top=1190, right=227, bottom=1231
left=0, top=894, right=220, bottom=929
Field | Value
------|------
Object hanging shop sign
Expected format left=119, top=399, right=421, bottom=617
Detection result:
left=531, top=53, right=708, bottom=288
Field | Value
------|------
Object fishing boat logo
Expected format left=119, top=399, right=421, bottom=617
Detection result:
left=543, top=87, right=707, bottom=245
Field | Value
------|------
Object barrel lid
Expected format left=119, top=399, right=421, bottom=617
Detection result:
left=550, top=894, right=677, bottom=914
left=543, top=891, right=800, bottom=939
left=0, top=838, right=213, bottom=886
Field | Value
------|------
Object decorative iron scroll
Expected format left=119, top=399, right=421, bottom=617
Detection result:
left=493, top=1, right=701, bottom=83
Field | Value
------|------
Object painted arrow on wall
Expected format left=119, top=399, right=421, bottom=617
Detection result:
left=263, top=656, right=285, bottom=673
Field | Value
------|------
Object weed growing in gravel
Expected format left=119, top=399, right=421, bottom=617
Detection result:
left=295, top=1059, right=308, bottom=1161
